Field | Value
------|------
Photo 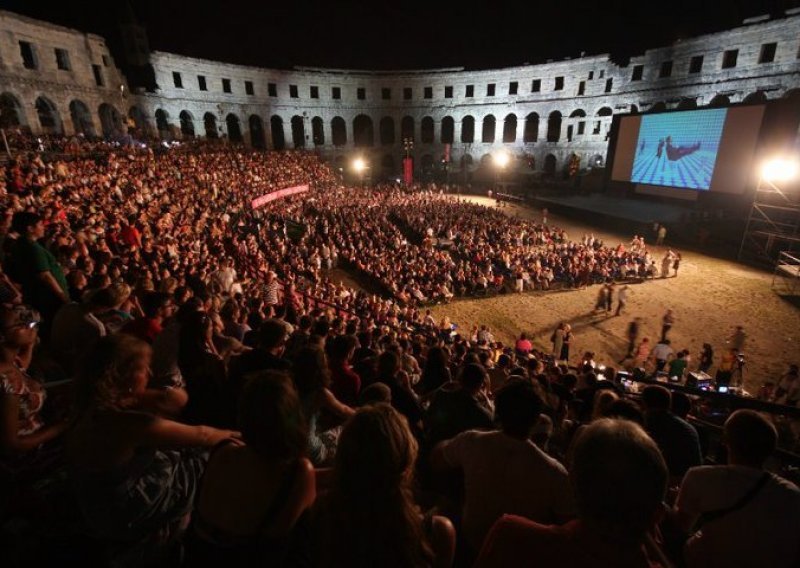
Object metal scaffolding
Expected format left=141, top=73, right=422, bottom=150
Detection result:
left=738, top=174, right=800, bottom=267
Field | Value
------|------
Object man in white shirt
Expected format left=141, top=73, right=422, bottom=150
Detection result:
left=673, top=410, right=800, bottom=568
left=650, top=338, right=674, bottom=373
left=432, top=379, right=575, bottom=554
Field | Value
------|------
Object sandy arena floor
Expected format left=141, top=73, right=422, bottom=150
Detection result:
left=427, top=196, right=800, bottom=394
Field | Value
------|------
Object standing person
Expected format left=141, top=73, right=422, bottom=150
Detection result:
left=604, top=282, right=615, bottom=314
left=615, top=285, right=629, bottom=316
left=661, top=309, right=674, bottom=342
left=672, top=252, right=682, bottom=277
left=551, top=323, right=565, bottom=361
left=729, top=325, right=746, bottom=353
left=622, top=317, right=641, bottom=360
left=560, top=324, right=573, bottom=364
left=673, top=410, right=800, bottom=568
left=656, top=224, right=667, bottom=246
left=633, top=338, right=651, bottom=370
left=650, top=339, right=674, bottom=374
left=699, top=343, right=714, bottom=374
left=661, top=251, right=673, bottom=278
left=8, top=212, right=69, bottom=332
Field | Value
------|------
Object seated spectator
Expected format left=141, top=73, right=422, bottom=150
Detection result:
left=432, top=378, right=574, bottom=555
left=376, top=350, right=424, bottom=437
left=418, top=346, right=452, bottom=396
left=0, top=304, right=68, bottom=472
left=49, top=287, right=112, bottom=376
left=122, top=291, right=173, bottom=344
left=185, top=371, right=315, bottom=566
left=476, top=419, right=669, bottom=567
left=424, top=363, right=494, bottom=447
left=65, top=335, right=238, bottom=561
left=642, top=385, right=701, bottom=486
left=514, top=333, right=532, bottom=357
left=327, top=334, right=361, bottom=407
left=228, top=318, right=292, bottom=404
left=673, top=410, right=800, bottom=568
left=312, top=403, right=455, bottom=567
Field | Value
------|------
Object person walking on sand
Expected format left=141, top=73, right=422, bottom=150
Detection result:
left=615, top=285, right=629, bottom=316
left=672, top=252, right=682, bottom=277
left=551, top=323, right=565, bottom=361
left=661, top=309, right=675, bottom=342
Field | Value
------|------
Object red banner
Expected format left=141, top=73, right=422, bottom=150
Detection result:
left=251, top=184, right=309, bottom=209
left=403, top=158, right=413, bottom=186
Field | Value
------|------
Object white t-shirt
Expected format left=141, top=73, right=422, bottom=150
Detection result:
left=439, top=429, right=574, bottom=551
left=677, top=465, right=800, bottom=568
left=651, top=342, right=673, bottom=361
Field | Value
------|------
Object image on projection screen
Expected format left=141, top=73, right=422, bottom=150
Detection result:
left=630, top=108, right=727, bottom=190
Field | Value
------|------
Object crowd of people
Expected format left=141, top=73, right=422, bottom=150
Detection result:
left=1, top=138, right=799, bottom=567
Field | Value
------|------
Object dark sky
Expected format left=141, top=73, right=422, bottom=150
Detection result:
left=8, top=0, right=800, bottom=70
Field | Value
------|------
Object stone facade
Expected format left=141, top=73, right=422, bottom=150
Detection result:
left=1, top=8, right=799, bottom=177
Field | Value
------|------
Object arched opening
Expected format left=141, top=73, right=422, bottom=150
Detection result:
left=441, top=116, right=454, bottom=144
left=401, top=116, right=414, bottom=141
left=179, top=110, right=195, bottom=138
left=421, top=116, right=434, bottom=144
left=353, top=115, right=374, bottom=147
left=379, top=116, right=395, bottom=145
left=630, top=104, right=639, bottom=114
left=35, top=96, right=62, bottom=135
left=0, top=93, right=26, bottom=128
left=69, top=100, right=95, bottom=136
left=523, top=113, right=539, bottom=143
left=648, top=102, right=667, bottom=113
left=742, top=91, right=767, bottom=105
left=480, top=153, right=493, bottom=167
left=155, top=109, right=170, bottom=134
left=291, top=115, right=306, bottom=148
left=331, top=116, right=346, bottom=146
left=128, top=106, right=147, bottom=135
left=204, top=113, right=218, bottom=139
left=460, top=153, right=473, bottom=171
left=271, top=116, right=286, bottom=150
left=596, top=107, right=613, bottom=117
left=708, top=95, right=730, bottom=108
left=502, top=114, right=517, bottom=143
left=544, top=154, right=557, bottom=176
left=546, top=111, right=561, bottom=142
left=676, top=98, right=698, bottom=110
left=591, top=154, right=605, bottom=168
left=461, top=116, right=475, bottom=143
left=312, top=116, right=324, bottom=146
left=567, top=109, right=585, bottom=142
left=482, top=115, right=496, bottom=143
left=98, top=103, right=123, bottom=138
left=226, top=113, right=242, bottom=143
left=421, top=154, right=434, bottom=174
left=249, top=115, right=265, bottom=149
left=381, top=154, right=395, bottom=175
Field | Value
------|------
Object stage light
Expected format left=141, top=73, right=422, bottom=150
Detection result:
left=353, top=158, right=366, bottom=173
left=493, top=151, right=510, bottom=168
left=761, top=158, right=799, bottom=182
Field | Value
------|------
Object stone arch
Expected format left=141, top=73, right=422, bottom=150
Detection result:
left=546, top=111, right=561, bottom=142
left=591, top=154, right=605, bottom=167
left=311, top=116, right=324, bottom=146
left=421, top=116, right=434, bottom=144
left=742, top=91, right=767, bottom=105
left=503, top=113, right=517, bottom=143
left=179, top=110, right=195, bottom=138
left=155, top=109, right=170, bottom=133
left=226, top=113, right=242, bottom=143
left=379, top=116, right=395, bottom=145
left=630, top=104, right=639, bottom=114
left=204, top=112, right=218, bottom=138
left=401, top=116, right=414, bottom=141
left=249, top=115, right=266, bottom=149
left=291, top=115, right=306, bottom=148
left=461, top=115, right=475, bottom=143
left=98, top=103, right=123, bottom=138
left=271, top=115, right=286, bottom=150
left=1, top=92, right=27, bottom=128
left=35, top=96, right=62, bottom=134
left=569, top=109, right=586, bottom=118
left=543, top=154, right=557, bottom=175
left=523, top=113, right=539, bottom=143
left=353, top=114, right=374, bottom=147
left=596, top=107, right=613, bottom=117
left=331, top=116, right=346, bottom=146
left=460, top=153, right=474, bottom=170
left=441, top=116, right=455, bottom=144
left=480, top=153, right=493, bottom=166
left=648, top=102, right=667, bottom=113
left=69, top=100, right=95, bottom=136
left=676, top=98, right=698, bottom=110
left=482, top=115, right=496, bottom=143
left=128, top=105, right=147, bottom=134
left=708, top=95, right=730, bottom=108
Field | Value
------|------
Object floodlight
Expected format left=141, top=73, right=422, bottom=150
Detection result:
left=493, top=151, right=510, bottom=168
left=761, top=158, right=799, bottom=183
left=353, top=158, right=366, bottom=173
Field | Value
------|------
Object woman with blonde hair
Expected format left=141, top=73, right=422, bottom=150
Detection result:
left=314, top=403, right=455, bottom=567
left=66, top=334, right=238, bottom=561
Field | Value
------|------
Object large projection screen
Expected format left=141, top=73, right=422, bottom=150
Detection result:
left=611, top=105, right=766, bottom=196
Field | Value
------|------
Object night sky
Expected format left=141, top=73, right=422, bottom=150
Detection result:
left=7, top=0, right=800, bottom=70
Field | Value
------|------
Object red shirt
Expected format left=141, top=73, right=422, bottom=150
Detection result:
left=475, top=516, right=665, bottom=568
left=122, top=317, right=163, bottom=344
left=329, top=361, right=361, bottom=407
